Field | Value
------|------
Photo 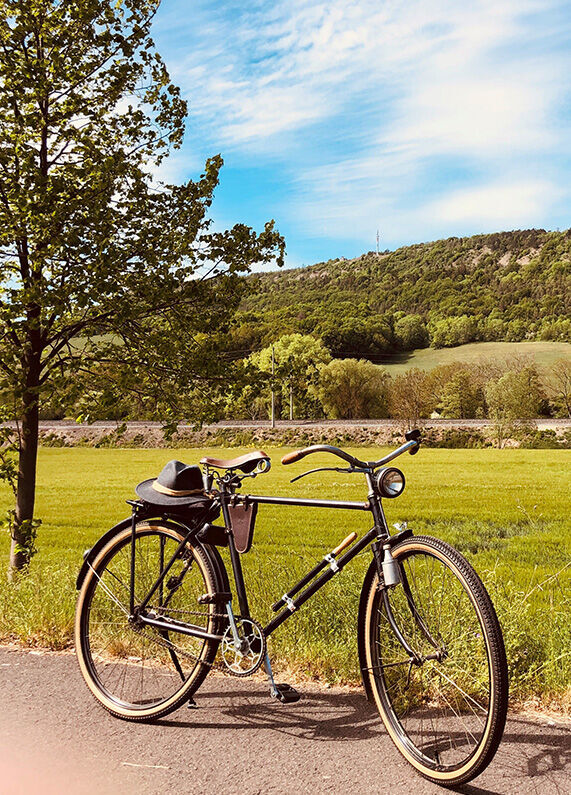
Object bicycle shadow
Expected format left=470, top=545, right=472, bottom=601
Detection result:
left=457, top=714, right=571, bottom=795
left=160, top=685, right=382, bottom=741
left=158, top=685, right=570, bottom=793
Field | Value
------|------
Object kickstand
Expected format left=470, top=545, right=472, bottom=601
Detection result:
left=161, top=631, right=198, bottom=710
left=264, top=653, right=300, bottom=704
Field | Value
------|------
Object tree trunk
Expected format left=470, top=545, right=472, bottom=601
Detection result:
left=9, top=376, right=40, bottom=573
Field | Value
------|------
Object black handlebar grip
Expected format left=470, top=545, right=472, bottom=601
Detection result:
left=281, top=450, right=305, bottom=465
left=406, top=428, right=422, bottom=455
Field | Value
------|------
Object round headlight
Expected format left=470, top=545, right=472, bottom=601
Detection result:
left=376, top=467, right=405, bottom=498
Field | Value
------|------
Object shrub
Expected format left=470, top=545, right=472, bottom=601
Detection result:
left=314, top=359, right=389, bottom=419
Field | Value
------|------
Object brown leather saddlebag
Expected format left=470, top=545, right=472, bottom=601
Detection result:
left=228, top=497, right=258, bottom=553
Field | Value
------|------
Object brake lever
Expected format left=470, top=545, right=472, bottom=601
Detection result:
left=291, top=466, right=362, bottom=483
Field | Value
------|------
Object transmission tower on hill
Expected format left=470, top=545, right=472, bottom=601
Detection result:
left=376, top=229, right=380, bottom=255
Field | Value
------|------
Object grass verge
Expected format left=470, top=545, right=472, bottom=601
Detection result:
left=1, top=447, right=569, bottom=710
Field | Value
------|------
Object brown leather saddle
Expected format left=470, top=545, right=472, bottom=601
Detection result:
left=199, top=450, right=270, bottom=474
left=199, top=451, right=270, bottom=552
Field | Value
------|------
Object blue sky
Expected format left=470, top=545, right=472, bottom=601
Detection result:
left=151, top=0, right=571, bottom=268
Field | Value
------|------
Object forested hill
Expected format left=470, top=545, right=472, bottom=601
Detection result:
left=234, top=229, right=570, bottom=358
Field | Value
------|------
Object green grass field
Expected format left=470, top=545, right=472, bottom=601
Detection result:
left=380, top=340, right=570, bottom=376
left=1, top=446, right=569, bottom=707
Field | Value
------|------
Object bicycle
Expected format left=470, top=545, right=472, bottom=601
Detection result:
left=75, top=430, right=508, bottom=787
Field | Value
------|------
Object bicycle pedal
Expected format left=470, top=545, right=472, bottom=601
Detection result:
left=271, top=683, right=301, bottom=704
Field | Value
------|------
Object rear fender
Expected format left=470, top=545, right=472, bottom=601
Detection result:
left=76, top=515, right=230, bottom=592
left=200, top=540, right=231, bottom=596
left=76, top=517, right=132, bottom=590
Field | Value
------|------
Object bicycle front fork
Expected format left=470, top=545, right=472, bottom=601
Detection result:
left=372, top=533, right=443, bottom=663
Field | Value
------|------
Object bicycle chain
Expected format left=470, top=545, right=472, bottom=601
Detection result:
left=128, top=607, right=262, bottom=676
left=129, top=621, right=223, bottom=671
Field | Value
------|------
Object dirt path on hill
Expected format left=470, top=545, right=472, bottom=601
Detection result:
left=0, top=647, right=569, bottom=795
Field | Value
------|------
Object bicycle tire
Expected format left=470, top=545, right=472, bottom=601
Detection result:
left=363, top=535, right=508, bottom=786
left=75, top=521, right=223, bottom=721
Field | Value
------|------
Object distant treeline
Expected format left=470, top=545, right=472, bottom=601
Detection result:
left=35, top=334, right=570, bottom=450
left=227, top=229, right=570, bottom=358
left=222, top=336, right=570, bottom=441
left=7, top=230, right=569, bottom=435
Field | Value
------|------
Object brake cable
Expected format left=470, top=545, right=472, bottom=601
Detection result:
left=290, top=466, right=368, bottom=483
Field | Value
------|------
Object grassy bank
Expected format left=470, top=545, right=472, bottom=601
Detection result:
left=1, top=447, right=569, bottom=709
left=379, top=340, right=571, bottom=376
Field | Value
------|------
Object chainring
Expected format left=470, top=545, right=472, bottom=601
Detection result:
left=221, top=617, right=267, bottom=677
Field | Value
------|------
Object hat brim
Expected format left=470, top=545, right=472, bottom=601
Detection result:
left=135, top=478, right=211, bottom=508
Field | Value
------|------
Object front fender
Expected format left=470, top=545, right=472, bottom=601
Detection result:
left=357, top=558, right=378, bottom=702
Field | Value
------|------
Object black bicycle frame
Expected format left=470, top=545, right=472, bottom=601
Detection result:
left=131, top=511, right=225, bottom=642
left=131, top=475, right=398, bottom=645
left=218, top=490, right=380, bottom=638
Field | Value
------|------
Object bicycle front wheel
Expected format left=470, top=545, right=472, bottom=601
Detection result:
left=363, top=535, right=508, bottom=787
left=75, top=522, right=223, bottom=720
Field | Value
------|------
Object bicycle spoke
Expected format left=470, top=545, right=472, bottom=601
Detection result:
left=367, top=539, right=504, bottom=779
left=87, top=563, right=129, bottom=615
left=79, top=526, right=219, bottom=714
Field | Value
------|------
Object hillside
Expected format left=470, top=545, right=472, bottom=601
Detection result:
left=378, top=341, right=571, bottom=377
left=234, top=229, right=571, bottom=359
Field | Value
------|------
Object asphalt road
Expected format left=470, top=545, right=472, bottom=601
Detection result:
left=0, top=647, right=569, bottom=795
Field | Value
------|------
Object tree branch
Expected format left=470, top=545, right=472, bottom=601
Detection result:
left=51, top=8, right=159, bottom=103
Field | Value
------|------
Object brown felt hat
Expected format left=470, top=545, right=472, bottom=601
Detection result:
left=135, top=460, right=207, bottom=507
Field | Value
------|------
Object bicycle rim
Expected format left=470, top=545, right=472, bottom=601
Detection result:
left=75, top=523, right=221, bottom=720
left=364, top=535, right=508, bottom=786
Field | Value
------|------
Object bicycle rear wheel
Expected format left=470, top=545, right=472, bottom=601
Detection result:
left=363, top=535, right=508, bottom=787
left=75, top=522, right=223, bottom=720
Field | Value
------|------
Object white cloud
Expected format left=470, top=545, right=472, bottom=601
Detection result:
left=144, top=147, right=205, bottom=185
left=157, top=0, right=571, bottom=252
left=177, top=0, right=563, bottom=149
left=174, top=0, right=456, bottom=146
left=389, top=76, right=556, bottom=158
left=426, top=179, right=562, bottom=226
left=293, top=166, right=565, bottom=246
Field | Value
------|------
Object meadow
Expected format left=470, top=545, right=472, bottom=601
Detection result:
left=0, top=446, right=569, bottom=710
left=379, top=340, right=570, bottom=377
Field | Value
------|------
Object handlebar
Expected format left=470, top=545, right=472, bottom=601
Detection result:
left=281, top=445, right=367, bottom=468
left=281, top=429, right=422, bottom=470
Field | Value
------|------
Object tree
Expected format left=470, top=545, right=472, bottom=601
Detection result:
left=544, top=358, right=571, bottom=418
left=485, top=367, right=544, bottom=447
left=314, top=358, right=389, bottom=419
left=438, top=372, right=484, bottom=418
left=388, top=368, right=433, bottom=427
left=226, top=383, right=269, bottom=421
left=426, top=363, right=484, bottom=419
left=320, top=316, right=392, bottom=359
left=247, top=334, right=330, bottom=419
left=0, top=0, right=283, bottom=572
left=430, top=315, right=479, bottom=348
left=394, top=314, right=429, bottom=350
